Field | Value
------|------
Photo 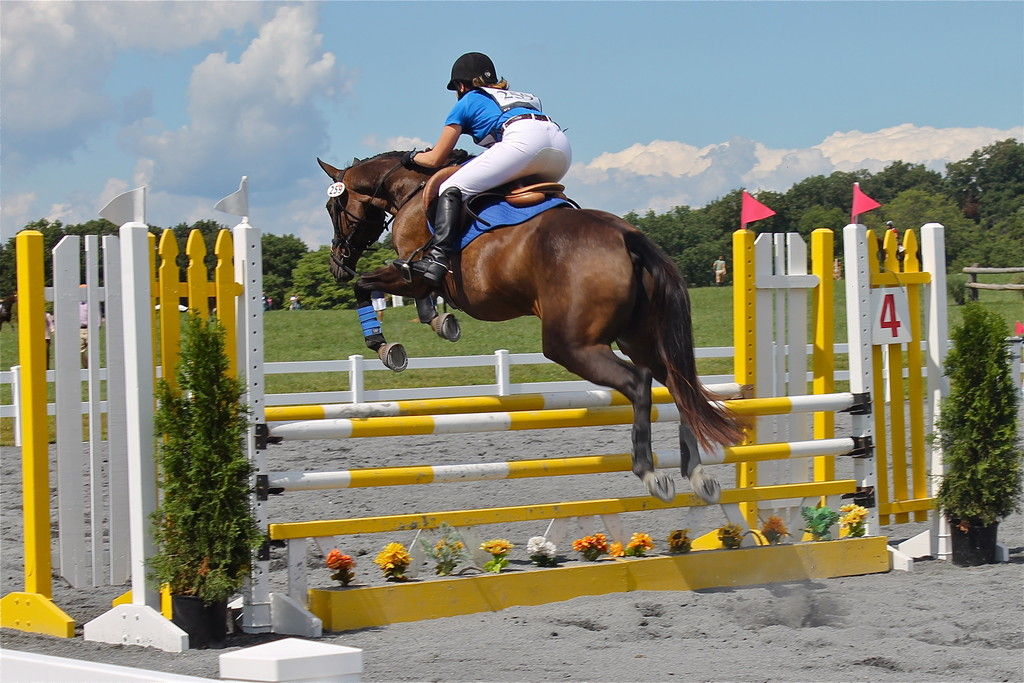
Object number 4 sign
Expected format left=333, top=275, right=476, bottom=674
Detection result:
left=870, top=288, right=912, bottom=344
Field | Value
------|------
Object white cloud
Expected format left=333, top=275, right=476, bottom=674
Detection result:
left=360, top=135, right=433, bottom=155
left=129, top=5, right=347, bottom=197
left=815, top=123, right=1024, bottom=171
left=565, top=124, right=1023, bottom=216
left=0, top=2, right=266, bottom=165
left=1, top=192, right=38, bottom=233
left=78, top=2, right=265, bottom=52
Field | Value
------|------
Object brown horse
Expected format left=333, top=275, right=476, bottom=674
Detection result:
left=318, top=151, right=741, bottom=502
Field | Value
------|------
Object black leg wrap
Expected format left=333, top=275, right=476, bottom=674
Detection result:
left=416, top=296, right=438, bottom=324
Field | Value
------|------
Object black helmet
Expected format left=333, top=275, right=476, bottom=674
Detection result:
left=447, top=52, right=497, bottom=90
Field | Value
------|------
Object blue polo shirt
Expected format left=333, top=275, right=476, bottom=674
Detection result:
left=444, top=90, right=542, bottom=146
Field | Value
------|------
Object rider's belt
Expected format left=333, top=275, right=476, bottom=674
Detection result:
left=502, top=113, right=552, bottom=129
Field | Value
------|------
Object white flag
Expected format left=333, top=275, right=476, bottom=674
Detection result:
left=99, top=186, right=146, bottom=226
left=214, top=176, right=249, bottom=218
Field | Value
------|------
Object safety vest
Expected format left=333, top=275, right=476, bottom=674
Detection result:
left=478, top=87, right=543, bottom=113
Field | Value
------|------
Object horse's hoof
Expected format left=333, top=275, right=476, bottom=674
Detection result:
left=689, top=465, right=721, bottom=504
left=643, top=472, right=675, bottom=502
left=377, top=343, right=408, bottom=372
left=431, top=313, right=461, bottom=342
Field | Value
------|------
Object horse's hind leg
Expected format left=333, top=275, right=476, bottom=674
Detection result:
left=619, top=337, right=721, bottom=504
left=544, top=340, right=674, bottom=502
left=414, top=296, right=461, bottom=342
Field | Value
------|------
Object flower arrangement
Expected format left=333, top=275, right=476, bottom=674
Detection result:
left=374, top=542, right=412, bottom=582
left=526, top=536, right=558, bottom=567
left=717, top=524, right=744, bottom=549
left=421, top=524, right=466, bottom=576
left=666, top=529, right=692, bottom=554
left=801, top=505, right=840, bottom=541
left=608, top=542, right=625, bottom=558
left=325, top=549, right=356, bottom=586
left=480, top=538, right=514, bottom=573
left=760, top=516, right=790, bottom=545
left=572, top=533, right=609, bottom=561
left=624, top=532, right=655, bottom=557
left=839, top=504, right=869, bottom=538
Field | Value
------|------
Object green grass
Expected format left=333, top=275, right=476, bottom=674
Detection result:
left=1, top=282, right=1020, bottom=444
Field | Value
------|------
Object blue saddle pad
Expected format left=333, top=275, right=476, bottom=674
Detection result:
left=429, top=196, right=571, bottom=250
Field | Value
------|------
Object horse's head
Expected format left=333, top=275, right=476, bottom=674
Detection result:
left=317, top=150, right=472, bottom=282
left=317, top=155, right=398, bottom=282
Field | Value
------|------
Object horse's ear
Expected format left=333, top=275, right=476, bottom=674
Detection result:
left=317, top=158, right=343, bottom=181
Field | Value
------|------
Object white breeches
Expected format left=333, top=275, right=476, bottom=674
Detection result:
left=439, top=120, right=572, bottom=197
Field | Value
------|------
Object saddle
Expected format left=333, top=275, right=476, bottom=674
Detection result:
left=422, top=166, right=567, bottom=213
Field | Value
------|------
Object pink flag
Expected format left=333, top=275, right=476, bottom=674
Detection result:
left=851, top=183, right=881, bottom=223
left=740, top=191, right=776, bottom=229
left=1015, top=321, right=1024, bottom=338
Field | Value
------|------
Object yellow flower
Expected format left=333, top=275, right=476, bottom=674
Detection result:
left=608, top=542, right=625, bottom=557
left=374, top=542, right=411, bottom=570
left=627, top=532, right=654, bottom=551
left=480, top=538, right=513, bottom=556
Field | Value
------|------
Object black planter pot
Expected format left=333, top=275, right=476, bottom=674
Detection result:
left=171, top=595, right=228, bottom=649
left=948, top=518, right=999, bottom=567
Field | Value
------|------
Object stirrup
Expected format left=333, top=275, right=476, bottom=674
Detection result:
left=421, top=254, right=450, bottom=285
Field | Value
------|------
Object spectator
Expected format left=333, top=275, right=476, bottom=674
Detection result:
left=289, top=295, right=301, bottom=310
left=833, top=258, right=843, bottom=280
left=712, top=256, right=728, bottom=286
left=371, top=290, right=387, bottom=322
left=79, top=286, right=90, bottom=367
left=44, top=309, right=55, bottom=370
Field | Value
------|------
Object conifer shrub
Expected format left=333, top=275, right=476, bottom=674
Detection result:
left=936, top=303, right=1023, bottom=527
left=149, top=313, right=263, bottom=604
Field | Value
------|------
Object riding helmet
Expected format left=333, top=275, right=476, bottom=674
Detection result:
left=447, top=52, right=498, bottom=90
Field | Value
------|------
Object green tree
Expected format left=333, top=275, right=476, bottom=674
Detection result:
left=944, top=138, right=1024, bottom=225
left=290, top=247, right=355, bottom=309
left=261, top=233, right=308, bottom=306
left=936, top=303, right=1023, bottom=528
left=881, top=189, right=977, bottom=269
left=150, top=313, right=263, bottom=604
left=862, top=161, right=944, bottom=204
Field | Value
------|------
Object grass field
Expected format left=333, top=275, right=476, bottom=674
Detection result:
left=0, top=280, right=1020, bottom=444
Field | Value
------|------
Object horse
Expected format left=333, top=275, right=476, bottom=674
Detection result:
left=317, top=151, right=742, bottom=503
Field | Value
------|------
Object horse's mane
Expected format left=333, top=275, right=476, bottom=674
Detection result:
left=352, top=149, right=474, bottom=167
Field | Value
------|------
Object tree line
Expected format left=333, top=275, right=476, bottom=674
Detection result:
left=2, top=139, right=1020, bottom=305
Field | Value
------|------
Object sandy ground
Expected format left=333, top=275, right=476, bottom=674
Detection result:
left=2, top=417, right=1023, bottom=681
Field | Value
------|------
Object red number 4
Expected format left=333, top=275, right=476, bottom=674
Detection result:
left=879, top=293, right=901, bottom=337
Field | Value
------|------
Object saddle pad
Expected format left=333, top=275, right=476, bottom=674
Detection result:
left=429, top=196, right=571, bottom=250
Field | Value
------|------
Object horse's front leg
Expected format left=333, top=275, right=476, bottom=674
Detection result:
left=354, top=281, right=408, bottom=372
left=415, top=296, right=461, bottom=342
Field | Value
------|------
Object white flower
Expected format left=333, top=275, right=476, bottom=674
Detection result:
left=527, top=536, right=556, bottom=558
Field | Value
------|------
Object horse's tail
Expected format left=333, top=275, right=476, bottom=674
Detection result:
left=623, top=231, right=742, bottom=451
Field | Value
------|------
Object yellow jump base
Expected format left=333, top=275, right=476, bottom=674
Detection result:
left=308, top=536, right=889, bottom=631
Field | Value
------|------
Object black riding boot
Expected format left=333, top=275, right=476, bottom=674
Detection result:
left=422, top=187, right=462, bottom=286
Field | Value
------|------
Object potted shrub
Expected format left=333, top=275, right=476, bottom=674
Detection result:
left=936, top=303, right=1023, bottom=566
left=149, top=313, right=264, bottom=648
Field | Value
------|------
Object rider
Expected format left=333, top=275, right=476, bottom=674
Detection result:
left=412, top=52, right=572, bottom=285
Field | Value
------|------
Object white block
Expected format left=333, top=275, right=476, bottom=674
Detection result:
left=1, top=648, right=209, bottom=681
left=83, top=604, right=189, bottom=653
left=220, top=638, right=362, bottom=683
left=271, top=592, right=323, bottom=638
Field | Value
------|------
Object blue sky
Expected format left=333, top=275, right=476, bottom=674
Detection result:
left=2, top=1, right=1021, bottom=244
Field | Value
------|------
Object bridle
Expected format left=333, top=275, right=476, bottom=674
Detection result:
left=328, top=155, right=432, bottom=280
